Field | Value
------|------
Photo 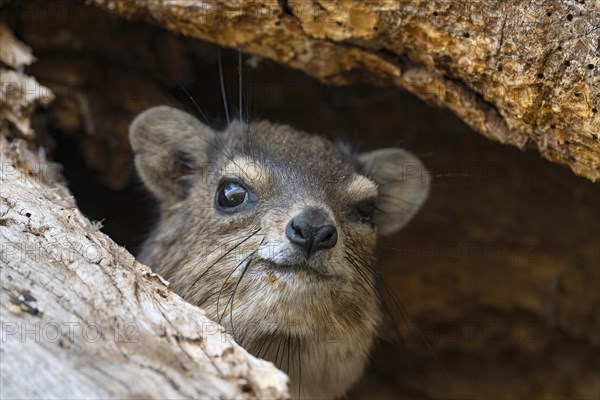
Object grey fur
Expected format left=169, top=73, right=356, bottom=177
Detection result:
left=130, top=106, right=429, bottom=399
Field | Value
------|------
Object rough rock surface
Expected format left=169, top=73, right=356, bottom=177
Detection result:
left=93, top=0, right=600, bottom=181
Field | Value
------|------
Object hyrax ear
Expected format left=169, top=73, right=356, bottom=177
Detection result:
left=129, top=106, right=216, bottom=206
left=358, top=148, right=430, bottom=236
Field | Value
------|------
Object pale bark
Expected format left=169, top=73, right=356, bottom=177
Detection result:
left=93, top=0, right=600, bottom=182
left=0, top=136, right=288, bottom=398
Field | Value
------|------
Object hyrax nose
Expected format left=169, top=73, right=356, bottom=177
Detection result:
left=285, top=208, right=338, bottom=256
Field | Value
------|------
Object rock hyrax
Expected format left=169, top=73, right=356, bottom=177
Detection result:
left=130, top=106, right=430, bottom=399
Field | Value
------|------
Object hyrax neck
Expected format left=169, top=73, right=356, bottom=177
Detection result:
left=242, top=312, right=380, bottom=400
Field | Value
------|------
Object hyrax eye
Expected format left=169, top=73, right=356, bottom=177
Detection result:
left=216, top=182, right=248, bottom=209
left=349, top=202, right=376, bottom=225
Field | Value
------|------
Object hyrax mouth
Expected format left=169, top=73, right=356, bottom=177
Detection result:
left=258, top=258, right=339, bottom=281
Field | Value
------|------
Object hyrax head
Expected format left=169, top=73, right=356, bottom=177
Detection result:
left=130, top=105, right=429, bottom=397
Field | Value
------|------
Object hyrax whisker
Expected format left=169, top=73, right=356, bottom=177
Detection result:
left=189, top=228, right=261, bottom=291
left=197, top=231, right=261, bottom=260
left=296, top=335, right=302, bottom=399
left=287, top=332, right=292, bottom=378
left=273, top=334, right=282, bottom=372
left=216, top=249, right=256, bottom=325
left=226, top=239, right=266, bottom=339
left=345, top=249, right=417, bottom=343
left=129, top=104, right=430, bottom=399
left=174, top=78, right=209, bottom=124
left=348, top=255, right=406, bottom=345
left=253, top=332, right=269, bottom=360
left=275, top=332, right=286, bottom=372
left=217, top=47, right=230, bottom=125
left=344, top=254, right=377, bottom=295
left=227, top=258, right=253, bottom=341
left=238, top=47, right=243, bottom=125
left=348, top=249, right=443, bottom=370
left=220, top=251, right=256, bottom=334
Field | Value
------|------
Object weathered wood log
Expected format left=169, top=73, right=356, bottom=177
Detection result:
left=0, top=137, right=289, bottom=398
left=0, top=24, right=53, bottom=140
left=93, top=0, right=600, bottom=182
left=0, top=27, right=289, bottom=399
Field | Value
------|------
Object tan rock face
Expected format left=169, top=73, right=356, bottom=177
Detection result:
left=94, top=0, right=600, bottom=182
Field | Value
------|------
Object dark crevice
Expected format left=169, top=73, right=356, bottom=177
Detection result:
left=277, top=0, right=293, bottom=16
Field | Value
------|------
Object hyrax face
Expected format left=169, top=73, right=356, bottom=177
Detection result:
left=130, top=106, right=429, bottom=399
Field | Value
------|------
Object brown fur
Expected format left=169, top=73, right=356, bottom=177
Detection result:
left=130, top=106, right=430, bottom=399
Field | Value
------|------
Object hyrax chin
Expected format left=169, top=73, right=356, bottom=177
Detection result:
left=129, top=106, right=430, bottom=399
